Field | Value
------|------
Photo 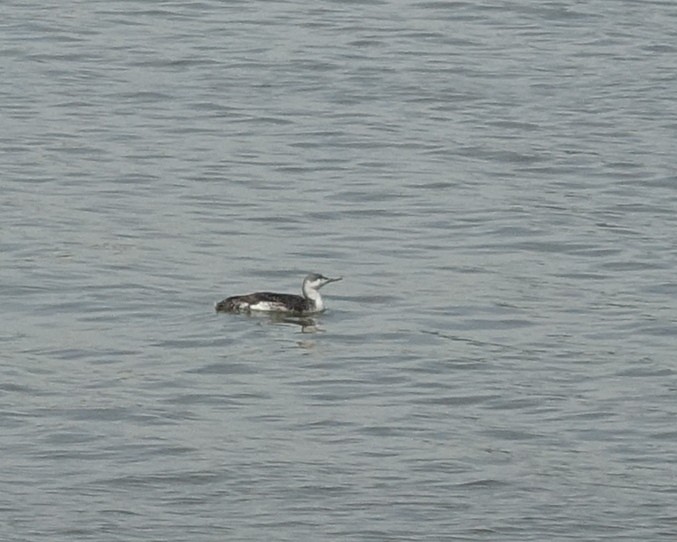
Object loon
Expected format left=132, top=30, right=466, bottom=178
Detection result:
left=215, top=273, right=342, bottom=315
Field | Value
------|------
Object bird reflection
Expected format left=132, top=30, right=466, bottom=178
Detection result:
left=217, top=307, right=328, bottom=333
left=269, top=313, right=320, bottom=332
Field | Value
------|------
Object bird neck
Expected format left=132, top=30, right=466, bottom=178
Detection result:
left=303, top=286, right=324, bottom=311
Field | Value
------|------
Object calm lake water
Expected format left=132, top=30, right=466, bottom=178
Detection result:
left=2, top=1, right=677, bottom=540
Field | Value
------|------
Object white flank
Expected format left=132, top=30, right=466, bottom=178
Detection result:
left=248, top=301, right=285, bottom=312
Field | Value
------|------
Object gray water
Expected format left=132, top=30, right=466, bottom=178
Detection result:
left=2, top=1, right=677, bottom=540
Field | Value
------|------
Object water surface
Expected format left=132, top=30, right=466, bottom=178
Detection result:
left=2, top=1, right=677, bottom=540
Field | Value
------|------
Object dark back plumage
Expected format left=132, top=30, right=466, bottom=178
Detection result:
left=215, top=292, right=309, bottom=314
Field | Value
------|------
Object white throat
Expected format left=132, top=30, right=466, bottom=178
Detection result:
left=303, top=285, right=325, bottom=312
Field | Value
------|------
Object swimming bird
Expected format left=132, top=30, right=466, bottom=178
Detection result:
left=215, top=273, right=342, bottom=314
